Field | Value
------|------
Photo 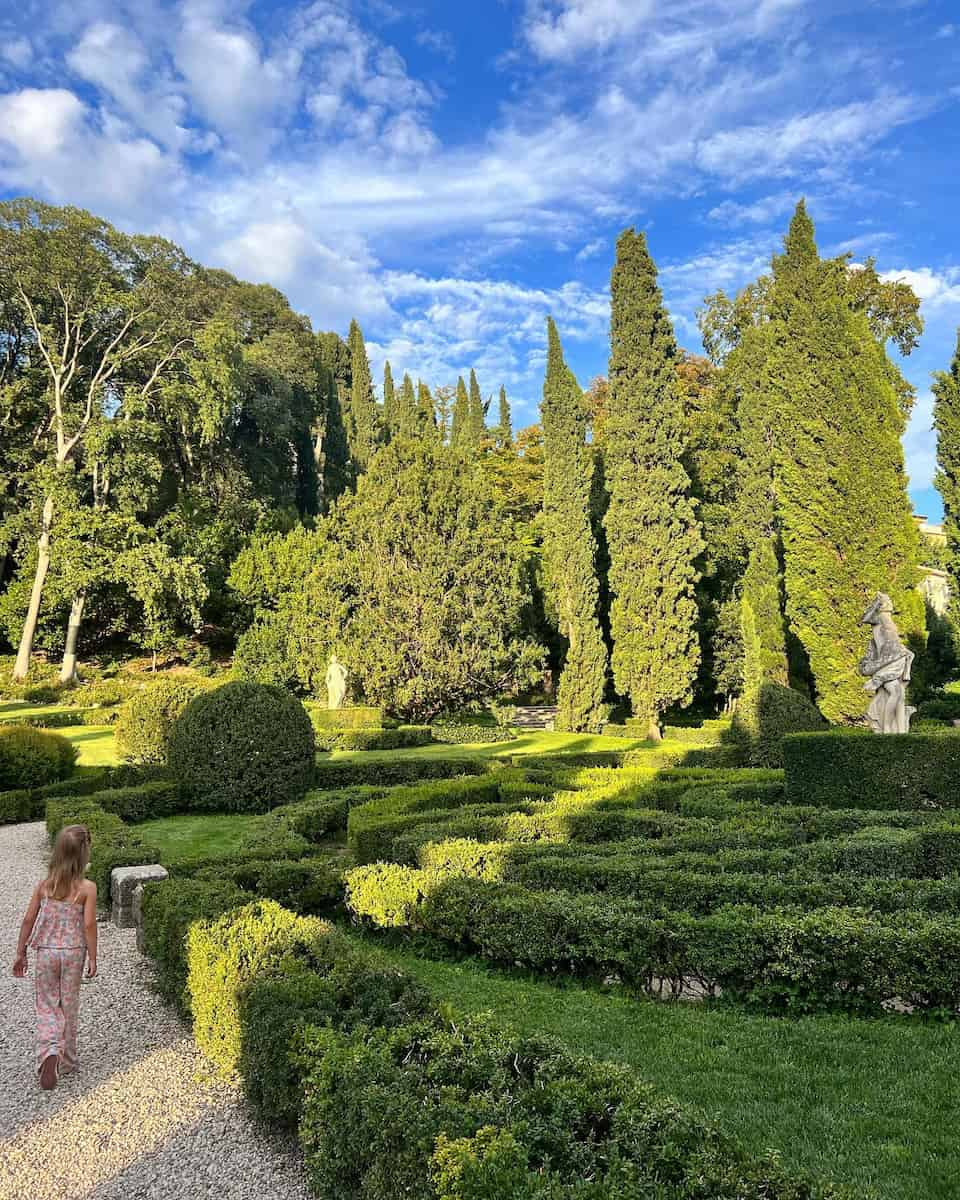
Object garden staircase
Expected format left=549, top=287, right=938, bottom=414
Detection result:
left=512, top=705, right=559, bottom=731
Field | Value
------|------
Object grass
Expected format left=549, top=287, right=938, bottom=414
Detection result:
left=137, top=812, right=262, bottom=861
left=362, top=942, right=959, bottom=1200
left=63, top=726, right=119, bottom=767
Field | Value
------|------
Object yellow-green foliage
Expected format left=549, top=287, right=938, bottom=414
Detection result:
left=186, top=899, right=331, bottom=1075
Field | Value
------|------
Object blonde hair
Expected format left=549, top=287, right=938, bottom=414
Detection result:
left=45, top=825, right=91, bottom=900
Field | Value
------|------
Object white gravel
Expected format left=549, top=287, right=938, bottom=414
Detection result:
left=0, top=822, right=311, bottom=1200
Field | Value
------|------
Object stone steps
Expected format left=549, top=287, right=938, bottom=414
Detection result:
left=512, top=705, right=559, bottom=730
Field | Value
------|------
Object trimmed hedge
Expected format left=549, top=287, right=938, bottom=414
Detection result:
left=430, top=723, right=516, bottom=745
left=0, top=724, right=77, bottom=790
left=0, top=708, right=87, bottom=729
left=348, top=775, right=505, bottom=862
left=297, top=1013, right=849, bottom=1200
left=0, top=788, right=43, bottom=824
left=335, top=726, right=433, bottom=752
left=136, top=885, right=847, bottom=1198
left=348, top=869, right=960, bottom=1014
left=313, top=755, right=490, bottom=791
left=784, top=730, right=960, bottom=809
left=239, top=933, right=431, bottom=1129
left=730, top=682, right=826, bottom=768
left=307, top=705, right=384, bottom=731
left=140, top=877, right=245, bottom=1013
left=169, top=681, right=316, bottom=813
left=114, top=673, right=216, bottom=765
left=186, top=899, right=332, bottom=1075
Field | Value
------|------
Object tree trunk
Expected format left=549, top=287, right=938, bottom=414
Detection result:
left=59, top=591, right=86, bottom=684
left=12, top=494, right=54, bottom=681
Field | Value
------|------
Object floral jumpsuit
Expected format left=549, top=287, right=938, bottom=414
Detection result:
left=29, top=889, right=87, bottom=1074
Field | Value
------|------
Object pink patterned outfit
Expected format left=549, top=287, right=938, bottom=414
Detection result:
left=29, top=889, right=87, bottom=1075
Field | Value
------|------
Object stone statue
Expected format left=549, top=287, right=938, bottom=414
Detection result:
left=325, top=652, right=349, bottom=711
left=857, top=593, right=915, bottom=734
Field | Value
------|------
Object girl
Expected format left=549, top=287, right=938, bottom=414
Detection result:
left=12, top=824, right=98, bottom=1090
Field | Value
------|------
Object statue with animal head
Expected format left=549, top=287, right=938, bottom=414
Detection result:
left=858, top=593, right=915, bottom=734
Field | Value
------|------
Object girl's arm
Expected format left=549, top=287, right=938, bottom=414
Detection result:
left=12, top=884, right=42, bottom=977
left=83, top=883, right=98, bottom=978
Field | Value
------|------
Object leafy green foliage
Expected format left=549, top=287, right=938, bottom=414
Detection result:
left=769, top=204, right=922, bottom=721
left=168, top=681, right=315, bottom=812
left=730, top=679, right=826, bottom=768
left=604, top=230, right=703, bottom=734
left=114, top=673, right=216, bottom=765
left=934, top=330, right=960, bottom=581
left=0, top=724, right=76, bottom=789
left=784, top=729, right=960, bottom=809
left=541, top=319, right=607, bottom=732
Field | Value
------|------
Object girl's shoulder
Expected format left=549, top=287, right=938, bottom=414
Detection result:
left=80, top=878, right=97, bottom=899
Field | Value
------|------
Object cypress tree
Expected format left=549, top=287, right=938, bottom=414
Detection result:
left=770, top=202, right=921, bottom=722
left=347, top=319, right=377, bottom=468
left=382, top=361, right=396, bottom=435
left=603, top=228, right=703, bottom=738
left=468, top=368, right=486, bottom=448
left=934, top=330, right=960, bottom=579
left=417, top=380, right=436, bottom=436
left=316, top=331, right=352, bottom=501
left=541, top=318, right=607, bottom=731
left=497, top=385, right=512, bottom=448
left=450, top=376, right=469, bottom=448
left=398, top=373, right=417, bottom=437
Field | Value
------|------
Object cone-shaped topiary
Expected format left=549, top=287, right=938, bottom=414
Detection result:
left=168, top=681, right=315, bottom=812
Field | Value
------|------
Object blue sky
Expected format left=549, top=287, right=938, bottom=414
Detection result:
left=1, top=0, right=958, bottom=518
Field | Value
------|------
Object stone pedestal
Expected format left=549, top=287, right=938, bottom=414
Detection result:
left=111, top=864, right=168, bottom=929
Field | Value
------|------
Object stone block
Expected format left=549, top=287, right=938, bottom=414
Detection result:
left=111, top=864, right=168, bottom=929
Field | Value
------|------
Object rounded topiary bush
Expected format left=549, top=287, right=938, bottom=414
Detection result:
left=168, top=681, right=315, bottom=813
left=0, top=724, right=77, bottom=790
left=114, top=674, right=216, bottom=765
left=730, top=680, right=826, bottom=768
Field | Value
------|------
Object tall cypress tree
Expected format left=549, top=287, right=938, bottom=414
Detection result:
left=347, top=319, right=377, bottom=468
left=468, top=368, right=486, bottom=448
left=497, top=385, right=512, bottom=448
left=541, top=318, right=607, bottom=730
left=450, top=376, right=469, bottom=448
left=316, top=331, right=352, bottom=502
left=398, top=372, right=417, bottom=437
left=934, top=330, right=960, bottom=579
left=417, top=380, right=436, bottom=437
left=771, top=202, right=921, bottom=722
left=603, top=228, right=703, bottom=738
left=382, top=361, right=396, bottom=436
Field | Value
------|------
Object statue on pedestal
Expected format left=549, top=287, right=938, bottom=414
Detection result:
left=325, top=652, right=349, bottom=711
left=858, top=593, right=915, bottom=734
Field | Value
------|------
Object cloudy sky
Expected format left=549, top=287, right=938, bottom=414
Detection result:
left=1, top=0, right=958, bottom=517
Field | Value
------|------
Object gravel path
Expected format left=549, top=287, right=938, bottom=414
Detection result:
left=0, top=822, right=311, bottom=1200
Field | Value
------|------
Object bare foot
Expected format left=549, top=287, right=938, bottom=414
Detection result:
left=39, top=1055, right=59, bottom=1090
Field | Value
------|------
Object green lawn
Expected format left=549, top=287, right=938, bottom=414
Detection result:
left=63, top=725, right=119, bottom=766
left=364, top=944, right=958, bottom=1200
left=138, top=812, right=263, bottom=860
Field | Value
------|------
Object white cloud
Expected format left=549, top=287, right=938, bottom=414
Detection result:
left=415, top=29, right=456, bottom=61
left=936, top=24, right=955, bottom=39
left=696, top=94, right=923, bottom=181
left=0, top=87, right=179, bottom=209
left=707, top=191, right=798, bottom=225
left=575, top=237, right=606, bottom=261
left=0, top=37, right=32, bottom=69
left=880, top=267, right=960, bottom=309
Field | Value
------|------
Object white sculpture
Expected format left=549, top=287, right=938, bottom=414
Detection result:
left=858, top=593, right=915, bottom=734
left=325, top=652, right=349, bottom=710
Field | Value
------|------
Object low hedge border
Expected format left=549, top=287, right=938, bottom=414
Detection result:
left=316, top=726, right=434, bottom=752
left=784, top=730, right=960, bottom=810
left=430, top=723, right=517, bottom=745
left=347, top=867, right=960, bottom=1015
left=137, top=883, right=848, bottom=1197
left=313, top=755, right=491, bottom=790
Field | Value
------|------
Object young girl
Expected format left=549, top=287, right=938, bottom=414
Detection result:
left=12, top=824, right=98, bottom=1090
